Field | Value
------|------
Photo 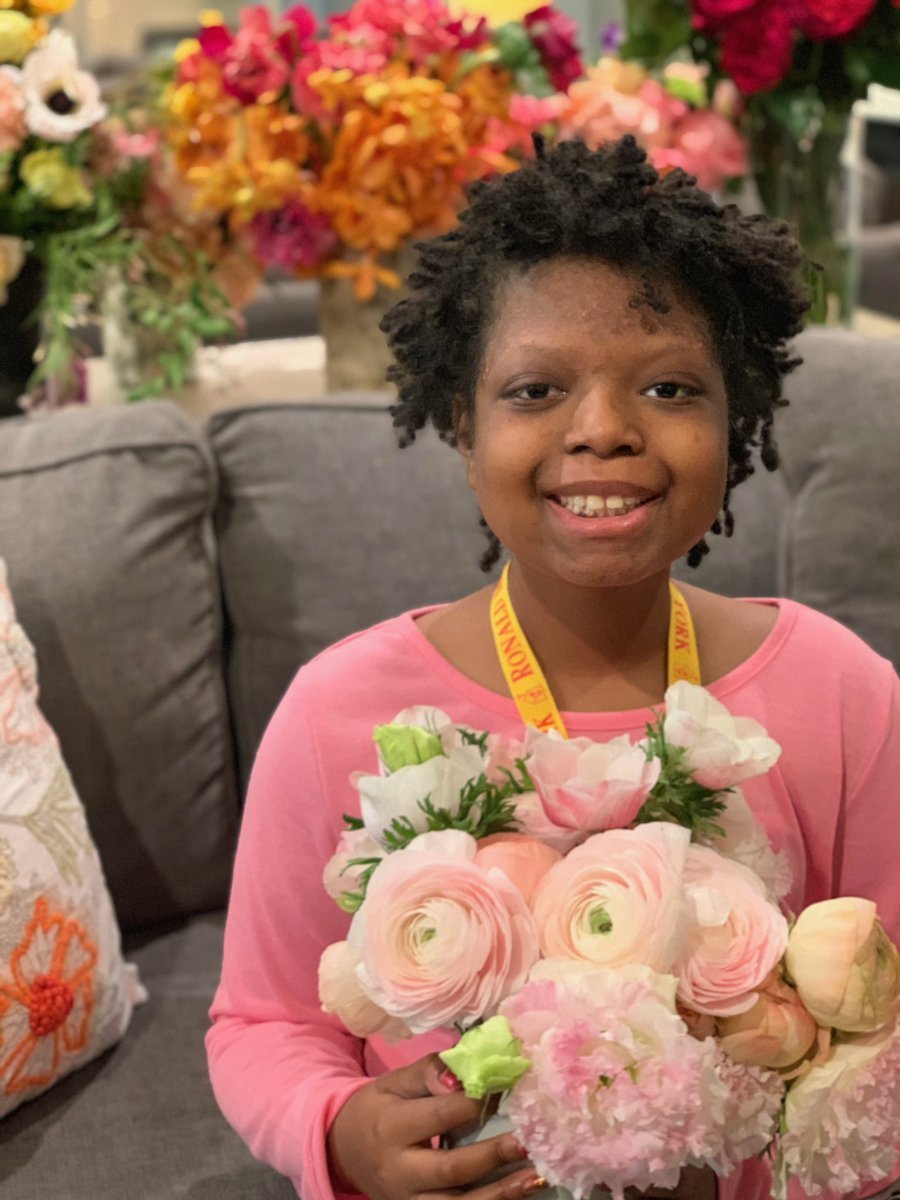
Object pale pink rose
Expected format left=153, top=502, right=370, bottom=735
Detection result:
left=318, top=940, right=410, bottom=1040
left=322, top=828, right=383, bottom=904
left=509, top=789, right=585, bottom=854
left=350, top=830, right=539, bottom=1033
left=527, top=730, right=660, bottom=834
left=716, top=971, right=819, bottom=1071
left=678, top=844, right=789, bottom=1017
left=474, top=833, right=562, bottom=905
left=653, top=109, right=748, bottom=192
left=0, top=67, right=26, bottom=154
left=531, top=822, right=690, bottom=973
left=663, top=681, right=781, bottom=790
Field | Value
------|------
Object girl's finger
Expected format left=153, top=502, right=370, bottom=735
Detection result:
left=403, top=1130, right=530, bottom=1193
left=386, top=1089, right=484, bottom=1145
left=423, top=1164, right=549, bottom=1200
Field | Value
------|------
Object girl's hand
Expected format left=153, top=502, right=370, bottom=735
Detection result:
left=326, top=1053, right=544, bottom=1200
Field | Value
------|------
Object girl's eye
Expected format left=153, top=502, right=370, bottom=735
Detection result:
left=508, top=382, right=557, bottom=404
left=644, top=381, right=700, bottom=401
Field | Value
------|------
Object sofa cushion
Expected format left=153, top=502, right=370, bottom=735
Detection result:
left=0, top=403, right=239, bottom=930
left=209, top=402, right=494, bottom=786
left=0, top=913, right=296, bottom=1199
left=0, top=558, right=143, bottom=1117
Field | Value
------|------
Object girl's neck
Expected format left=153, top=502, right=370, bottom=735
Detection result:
left=504, top=561, right=673, bottom=710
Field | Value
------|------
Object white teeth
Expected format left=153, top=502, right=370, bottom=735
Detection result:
left=557, top=494, right=645, bottom=518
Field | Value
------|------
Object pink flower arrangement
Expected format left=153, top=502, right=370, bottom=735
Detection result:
left=318, top=689, right=900, bottom=1198
left=556, top=56, right=747, bottom=193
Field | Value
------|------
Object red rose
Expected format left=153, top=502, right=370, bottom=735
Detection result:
left=524, top=5, right=584, bottom=92
left=719, top=0, right=797, bottom=94
left=690, top=0, right=760, bottom=34
left=799, top=0, right=877, bottom=39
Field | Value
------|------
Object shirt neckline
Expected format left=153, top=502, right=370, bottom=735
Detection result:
left=400, top=597, right=797, bottom=731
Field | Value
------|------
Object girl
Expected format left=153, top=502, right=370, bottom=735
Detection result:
left=207, top=137, right=900, bottom=1200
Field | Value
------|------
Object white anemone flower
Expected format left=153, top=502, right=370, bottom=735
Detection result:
left=21, top=30, right=106, bottom=144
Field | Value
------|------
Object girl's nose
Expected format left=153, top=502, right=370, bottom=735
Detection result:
left=562, top=386, right=644, bottom=459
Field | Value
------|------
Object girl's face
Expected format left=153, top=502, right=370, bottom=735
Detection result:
left=457, top=257, right=729, bottom=591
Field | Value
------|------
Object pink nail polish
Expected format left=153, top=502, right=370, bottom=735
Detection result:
left=437, top=1068, right=461, bottom=1090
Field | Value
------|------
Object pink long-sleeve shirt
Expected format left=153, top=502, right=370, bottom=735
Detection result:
left=207, top=598, right=900, bottom=1200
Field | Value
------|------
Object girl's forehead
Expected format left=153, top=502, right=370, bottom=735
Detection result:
left=485, top=257, right=714, bottom=351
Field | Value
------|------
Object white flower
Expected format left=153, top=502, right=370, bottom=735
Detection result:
left=356, top=741, right=486, bottom=847
left=701, top=788, right=792, bottom=899
left=772, top=1013, right=900, bottom=1199
left=20, top=30, right=107, bottom=144
left=663, top=681, right=781, bottom=791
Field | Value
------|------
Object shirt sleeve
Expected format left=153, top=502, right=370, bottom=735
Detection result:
left=206, top=676, right=369, bottom=1200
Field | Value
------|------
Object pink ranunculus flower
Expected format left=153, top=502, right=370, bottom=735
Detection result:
left=526, top=730, right=660, bottom=834
left=663, top=680, right=781, bottom=790
left=501, top=967, right=730, bottom=1200
left=653, top=108, right=748, bottom=191
left=678, top=844, right=789, bottom=1017
left=0, top=67, right=26, bottom=154
left=716, top=970, right=819, bottom=1071
left=474, top=833, right=561, bottom=905
left=322, top=828, right=383, bottom=904
left=531, top=822, right=690, bottom=973
left=349, top=830, right=539, bottom=1033
left=318, top=940, right=410, bottom=1040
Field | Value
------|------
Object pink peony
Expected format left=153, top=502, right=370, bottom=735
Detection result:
left=247, top=200, right=338, bottom=271
left=712, top=1051, right=785, bottom=1169
left=501, top=968, right=730, bottom=1200
left=678, top=844, right=789, bottom=1017
left=349, top=830, right=539, bottom=1033
left=474, top=833, right=561, bottom=905
left=523, top=6, right=584, bottom=92
left=530, top=822, right=690, bottom=972
left=653, top=108, right=748, bottom=191
left=0, top=68, right=26, bottom=154
left=773, top=1012, right=900, bottom=1199
left=526, top=731, right=660, bottom=834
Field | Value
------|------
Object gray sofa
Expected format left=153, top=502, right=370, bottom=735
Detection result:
left=0, top=327, right=897, bottom=1199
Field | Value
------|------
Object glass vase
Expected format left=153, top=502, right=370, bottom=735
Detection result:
left=748, top=104, right=851, bottom=323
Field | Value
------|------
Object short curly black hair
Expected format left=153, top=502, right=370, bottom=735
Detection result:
left=381, top=134, right=810, bottom=570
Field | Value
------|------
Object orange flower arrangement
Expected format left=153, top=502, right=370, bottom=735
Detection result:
left=0, top=896, right=97, bottom=1096
left=161, top=0, right=584, bottom=300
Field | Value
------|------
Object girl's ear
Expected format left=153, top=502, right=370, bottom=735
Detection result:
left=452, top=398, right=473, bottom=455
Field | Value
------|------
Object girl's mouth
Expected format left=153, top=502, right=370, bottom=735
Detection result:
left=549, top=493, right=657, bottom=519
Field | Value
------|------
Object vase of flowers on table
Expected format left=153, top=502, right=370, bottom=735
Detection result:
left=159, top=0, right=584, bottom=392
left=618, top=0, right=900, bottom=322
left=318, top=687, right=900, bottom=1200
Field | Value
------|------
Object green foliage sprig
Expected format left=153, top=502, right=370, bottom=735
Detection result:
left=634, top=710, right=728, bottom=840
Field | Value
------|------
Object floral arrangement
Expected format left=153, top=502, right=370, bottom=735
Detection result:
left=319, top=683, right=900, bottom=1199
left=0, top=0, right=238, bottom=408
left=549, top=53, right=747, bottom=193
left=161, top=0, right=583, bottom=301
left=619, top=0, right=900, bottom=317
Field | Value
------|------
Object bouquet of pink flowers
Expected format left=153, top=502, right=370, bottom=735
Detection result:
left=319, top=685, right=900, bottom=1199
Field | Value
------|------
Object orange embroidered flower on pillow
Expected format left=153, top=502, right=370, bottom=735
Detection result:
left=0, top=558, right=143, bottom=1117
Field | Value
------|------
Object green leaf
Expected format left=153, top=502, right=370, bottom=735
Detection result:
left=620, top=0, right=694, bottom=64
left=758, top=87, right=824, bottom=144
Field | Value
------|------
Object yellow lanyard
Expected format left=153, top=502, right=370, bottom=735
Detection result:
left=489, top=562, right=701, bottom=737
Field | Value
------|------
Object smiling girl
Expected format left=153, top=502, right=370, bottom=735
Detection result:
left=206, top=136, right=900, bottom=1200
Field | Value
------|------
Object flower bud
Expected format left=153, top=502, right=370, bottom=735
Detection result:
left=785, top=898, right=900, bottom=1033
left=716, top=973, right=818, bottom=1071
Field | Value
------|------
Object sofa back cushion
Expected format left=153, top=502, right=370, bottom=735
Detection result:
left=209, top=402, right=492, bottom=785
left=0, top=404, right=239, bottom=930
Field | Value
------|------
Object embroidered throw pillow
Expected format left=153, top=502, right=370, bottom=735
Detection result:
left=0, top=558, right=143, bottom=1117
